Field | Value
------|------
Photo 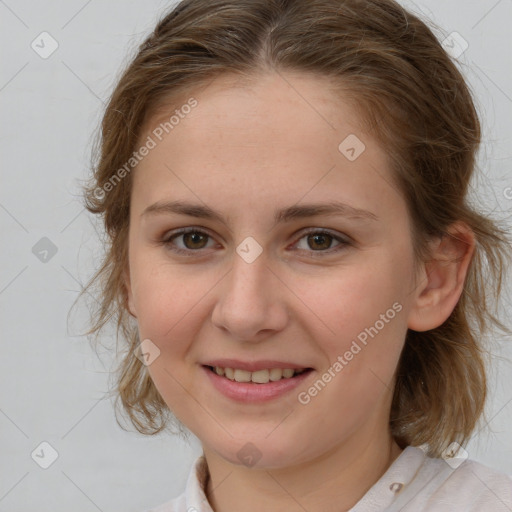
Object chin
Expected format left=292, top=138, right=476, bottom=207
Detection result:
left=204, top=433, right=313, bottom=470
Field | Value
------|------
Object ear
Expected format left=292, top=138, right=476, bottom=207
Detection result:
left=123, top=266, right=138, bottom=318
left=407, top=222, right=475, bottom=332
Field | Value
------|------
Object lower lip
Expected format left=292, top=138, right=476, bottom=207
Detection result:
left=203, top=366, right=314, bottom=403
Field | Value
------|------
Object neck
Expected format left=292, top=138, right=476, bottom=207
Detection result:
left=204, top=431, right=403, bottom=512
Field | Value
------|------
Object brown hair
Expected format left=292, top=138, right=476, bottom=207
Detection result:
left=79, top=0, right=511, bottom=457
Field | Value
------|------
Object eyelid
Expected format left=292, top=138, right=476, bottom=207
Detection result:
left=296, top=227, right=353, bottom=244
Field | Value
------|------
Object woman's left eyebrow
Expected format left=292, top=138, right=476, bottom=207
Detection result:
left=141, top=199, right=379, bottom=227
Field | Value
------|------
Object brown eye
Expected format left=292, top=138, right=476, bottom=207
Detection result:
left=294, top=229, right=351, bottom=257
left=163, top=228, right=215, bottom=255
left=181, top=231, right=209, bottom=249
left=306, top=233, right=334, bottom=250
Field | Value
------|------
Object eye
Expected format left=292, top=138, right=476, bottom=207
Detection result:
left=161, top=227, right=352, bottom=258
left=162, top=228, right=217, bottom=255
left=293, top=229, right=351, bottom=257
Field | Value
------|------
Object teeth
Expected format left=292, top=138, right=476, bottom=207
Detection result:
left=251, top=369, right=272, bottom=383
left=234, top=369, right=252, bottom=382
left=269, top=368, right=283, bottom=381
left=211, top=366, right=306, bottom=384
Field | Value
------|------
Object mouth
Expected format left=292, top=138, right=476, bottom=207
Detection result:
left=204, top=365, right=313, bottom=384
left=202, top=363, right=315, bottom=402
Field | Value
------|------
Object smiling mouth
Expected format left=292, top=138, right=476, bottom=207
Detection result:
left=204, top=365, right=313, bottom=384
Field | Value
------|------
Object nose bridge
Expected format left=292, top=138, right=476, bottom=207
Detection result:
left=226, top=242, right=271, bottom=312
left=211, top=240, right=287, bottom=340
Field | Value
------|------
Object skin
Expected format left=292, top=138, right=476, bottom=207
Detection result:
left=125, top=71, right=475, bottom=512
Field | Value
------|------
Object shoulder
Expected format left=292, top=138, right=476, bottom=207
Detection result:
left=363, top=446, right=512, bottom=512
left=434, top=457, right=512, bottom=510
left=409, top=449, right=512, bottom=511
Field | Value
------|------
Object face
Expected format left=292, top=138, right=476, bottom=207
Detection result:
left=126, top=71, right=420, bottom=469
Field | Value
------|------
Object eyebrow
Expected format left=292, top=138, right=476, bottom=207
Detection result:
left=141, top=199, right=378, bottom=227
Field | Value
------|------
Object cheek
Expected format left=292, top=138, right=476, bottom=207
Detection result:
left=130, top=254, right=212, bottom=339
left=327, top=256, right=411, bottom=395
left=293, top=256, right=410, bottom=417
left=298, top=292, right=406, bottom=427
left=131, top=262, right=210, bottom=411
left=296, top=255, right=409, bottom=353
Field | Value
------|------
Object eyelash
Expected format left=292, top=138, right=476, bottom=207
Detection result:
left=161, top=227, right=352, bottom=258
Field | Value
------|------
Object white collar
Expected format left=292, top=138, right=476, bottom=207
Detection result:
left=182, top=445, right=430, bottom=511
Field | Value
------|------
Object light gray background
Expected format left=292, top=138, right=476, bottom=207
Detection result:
left=1, top=1, right=511, bottom=511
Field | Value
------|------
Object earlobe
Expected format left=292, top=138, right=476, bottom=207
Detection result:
left=407, top=222, right=475, bottom=332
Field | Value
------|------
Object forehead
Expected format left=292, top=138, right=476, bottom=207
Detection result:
left=146, top=70, right=350, bottom=124
left=143, top=71, right=366, bottom=153
left=132, top=71, right=402, bottom=221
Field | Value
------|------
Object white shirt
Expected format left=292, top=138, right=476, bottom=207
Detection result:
left=145, top=445, right=512, bottom=511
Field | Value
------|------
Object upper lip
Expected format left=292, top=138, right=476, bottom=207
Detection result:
left=202, top=359, right=312, bottom=372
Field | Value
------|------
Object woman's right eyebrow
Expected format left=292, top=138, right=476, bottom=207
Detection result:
left=141, top=199, right=379, bottom=227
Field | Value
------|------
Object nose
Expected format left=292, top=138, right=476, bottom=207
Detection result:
left=210, top=248, right=288, bottom=342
